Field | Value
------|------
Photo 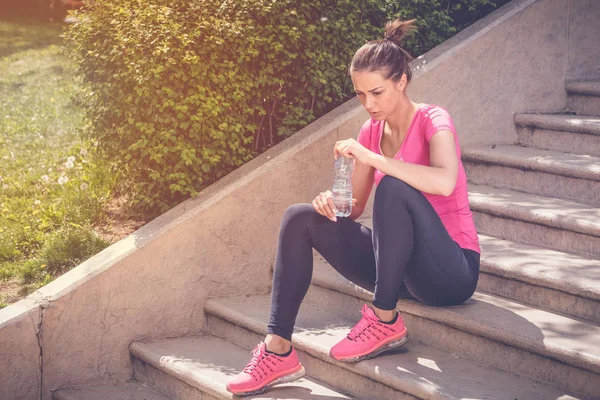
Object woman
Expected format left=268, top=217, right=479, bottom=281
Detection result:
left=227, top=19, right=480, bottom=396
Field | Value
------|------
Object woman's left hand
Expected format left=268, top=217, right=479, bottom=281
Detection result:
left=334, top=138, right=371, bottom=165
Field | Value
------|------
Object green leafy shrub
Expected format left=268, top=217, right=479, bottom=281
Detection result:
left=65, top=0, right=387, bottom=215
left=65, top=0, right=509, bottom=217
left=382, top=0, right=511, bottom=56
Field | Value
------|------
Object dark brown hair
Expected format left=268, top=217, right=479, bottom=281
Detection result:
left=349, top=19, right=417, bottom=83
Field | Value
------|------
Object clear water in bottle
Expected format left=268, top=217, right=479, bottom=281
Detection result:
left=332, top=157, right=354, bottom=218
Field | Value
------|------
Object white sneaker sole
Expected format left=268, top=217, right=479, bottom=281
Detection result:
left=234, top=365, right=306, bottom=397
left=337, top=332, right=410, bottom=363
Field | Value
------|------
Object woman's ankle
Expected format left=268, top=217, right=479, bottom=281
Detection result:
left=265, top=334, right=292, bottom=354
left=371, top=304, right=397, bottom=323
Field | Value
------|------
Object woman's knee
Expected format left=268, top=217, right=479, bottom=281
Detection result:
left=374, top=176, right=421, bottom=216
left=281, top=203, right=318, bottom=231
left=376, top=176, right=417, bottom=201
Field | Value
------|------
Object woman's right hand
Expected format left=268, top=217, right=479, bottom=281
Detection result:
left=312, top=190, right=338, bottom=222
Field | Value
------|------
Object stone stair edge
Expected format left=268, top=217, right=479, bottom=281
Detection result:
left=53, top=381, right=171, bottom=400
left=514, top=113, right=600, bottom=135
left=306, top=262, right=600, bottom=376
left=566, top=81, right=600, bottom=97
left=205, top=295, right=579, bottom=400
left=462, top=144, right=600, bottom=181
left=204, top=297, right=432, bottom=399
left=130, top=337, right=228, bottom=400
left=467, top=184, right=600, bottom=237
left=131, top=335, right=358, bottom=400
left=478, top=234, right=600, bottom=301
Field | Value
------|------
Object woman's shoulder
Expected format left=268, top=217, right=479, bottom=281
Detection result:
left=419, top=104, right=454, bottom=127
left=417, top=104, right=456, bottom=141
left=419, top=103, right=451, bottom=117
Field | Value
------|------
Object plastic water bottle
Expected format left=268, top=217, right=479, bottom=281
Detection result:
left=332, top=157, right=354, bottom=217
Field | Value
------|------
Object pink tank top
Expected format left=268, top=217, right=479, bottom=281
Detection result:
left=357, top=104, right=480, bottom=253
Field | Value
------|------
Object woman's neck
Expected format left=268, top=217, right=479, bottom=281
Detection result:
left=386, top=98, right=419, bottom=138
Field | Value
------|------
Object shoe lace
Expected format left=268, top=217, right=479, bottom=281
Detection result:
left=243, top=344, right=267, bottom=374
left=348, top=307, right=378, bottom=340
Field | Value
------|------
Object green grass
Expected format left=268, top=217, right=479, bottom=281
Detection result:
left=0, top=19, right=116, bottom=307
left=0, top=19, right=66, bottom=59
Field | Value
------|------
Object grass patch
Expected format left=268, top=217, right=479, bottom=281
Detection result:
left=0, top=19, right=65, bottom=59
left=38, top=226, right=111, bottom=275
left=0, top=19, right=118, bottom=308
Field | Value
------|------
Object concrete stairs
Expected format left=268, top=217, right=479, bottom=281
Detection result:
left=129, top=336, right=355, bottom=400
left=54, top=382, right=171, bottom=400
left=477, top=235, right=600, bottom=323
left=55, top=336, right=355, bottom=400
left=468, top=185, right=600, bottom=259
left=304, top=260, right=599, bottom=398
left=53, top=82, right=600, bottom=399
left=514, top=114, right=600, bottom=157
left=463, top=146, right=600, bottom=207
left=203, top=294, right=582, bottom=400
left=567, top=81, right=600, bottom=118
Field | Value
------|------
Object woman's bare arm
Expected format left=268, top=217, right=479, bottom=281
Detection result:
left=365, top=130, right=459, bottom=196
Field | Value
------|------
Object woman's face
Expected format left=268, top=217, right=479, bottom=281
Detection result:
left=351, top=70, right=406, bottom=121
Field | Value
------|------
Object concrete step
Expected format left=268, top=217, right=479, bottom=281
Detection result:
left=54, top=382, right=171, bottom=400
left=567, top=81, right=600, bottom=116
left=477, top=234, right=600, bottom=323
left=516, top=113, right=600, bottom=136
left=468, top=184, right=600, bottom=258
left=130, top=335, right=355, bottom=400
left=463, top=144, right=600, bottom=206
left=205, top=295, right=579, bottom=400
left=344, top=209, right=600, bottom=322
left=306, top=262, right=600, bottom=399
left=515, top=113, right=600, bottom=157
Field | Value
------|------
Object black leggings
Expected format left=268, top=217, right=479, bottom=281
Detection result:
left=268, top=175, right=480, bottom=341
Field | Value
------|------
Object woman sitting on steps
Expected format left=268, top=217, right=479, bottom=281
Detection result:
left=227, top=18, right=481, bottom=397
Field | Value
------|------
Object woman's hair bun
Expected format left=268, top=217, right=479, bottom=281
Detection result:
left=349, top=18, right=417, bottom=83
left=384, top=19, right=417, bottom=45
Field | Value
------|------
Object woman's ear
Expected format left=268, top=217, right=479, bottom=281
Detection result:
left=394, top=73, right=408, bottom=92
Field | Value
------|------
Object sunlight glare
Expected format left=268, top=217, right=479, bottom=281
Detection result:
left=417, top=357, right=442, bottom=372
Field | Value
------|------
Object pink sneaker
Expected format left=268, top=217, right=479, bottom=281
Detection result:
left=330, top=304, right=409, bottom=362
left=226, top=342, right=305, bottom=396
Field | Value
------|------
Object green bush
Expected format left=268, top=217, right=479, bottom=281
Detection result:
left=66, top=0, right=508, bottom=217
left=65, top=0, right=387, bottom=215
left=382, top=0, right=511, bottom=56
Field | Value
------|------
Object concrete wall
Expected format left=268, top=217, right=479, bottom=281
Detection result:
left=567, top=0, right=600, bottom=81
left=0, top=299, right=42, bottom=400
left=407, top=0, right=568, bottom=146
left=1, top=0, right=596, bottom=399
